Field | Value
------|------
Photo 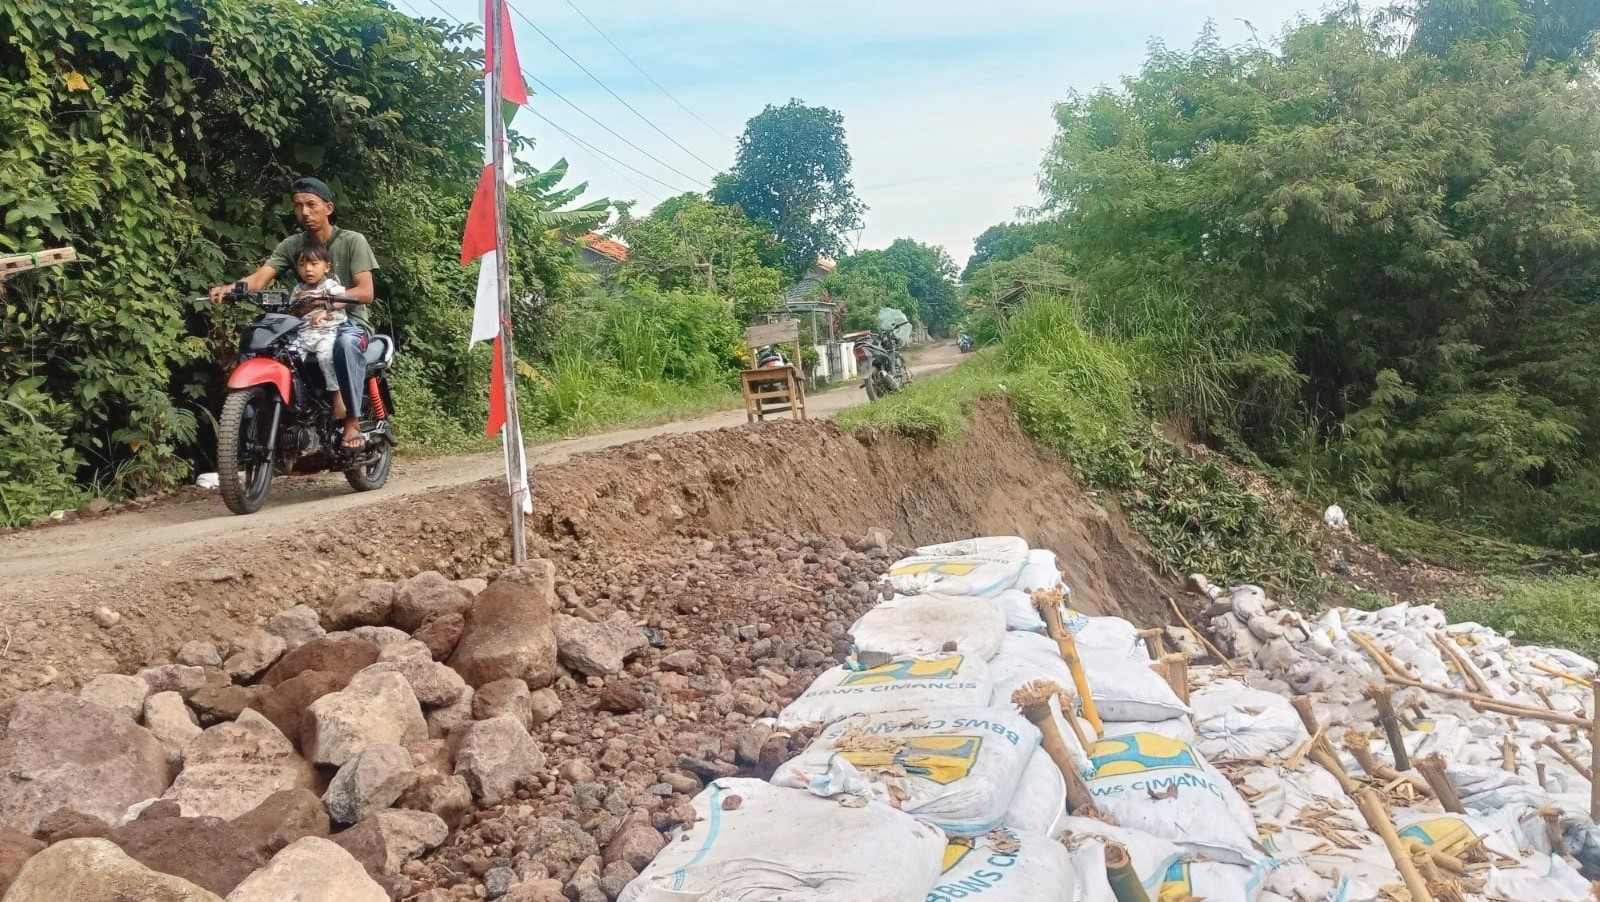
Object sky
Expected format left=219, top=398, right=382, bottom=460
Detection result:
left=414, top=0, right=1316, bottom=268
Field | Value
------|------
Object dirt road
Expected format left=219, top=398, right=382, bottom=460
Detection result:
left=0, top=342, right=964, bottom=585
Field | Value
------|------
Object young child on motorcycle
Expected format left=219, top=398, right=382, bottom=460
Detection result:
left=289, top=244, right=349, bottom=420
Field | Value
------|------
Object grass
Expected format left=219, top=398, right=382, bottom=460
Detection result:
left=1350, top=502, right=1552, bottom=574
left=843, top=293, right=1323, bottom=601
left=1442, top=574, right=1600, bottom=662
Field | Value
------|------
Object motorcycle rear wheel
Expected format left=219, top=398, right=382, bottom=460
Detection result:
left=218, top=385, right=276, bottom=515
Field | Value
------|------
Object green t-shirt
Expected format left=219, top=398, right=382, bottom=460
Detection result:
left=265, top=226, right=379, bottom=324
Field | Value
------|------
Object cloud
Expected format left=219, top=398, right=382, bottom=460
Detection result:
left=437, top=0, right=1319, bottom=262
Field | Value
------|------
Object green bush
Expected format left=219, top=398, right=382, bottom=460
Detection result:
left=0, top=377, right=84, bottom=523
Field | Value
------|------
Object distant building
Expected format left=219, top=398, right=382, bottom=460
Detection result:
left=566, top=232, right=628, bottom=273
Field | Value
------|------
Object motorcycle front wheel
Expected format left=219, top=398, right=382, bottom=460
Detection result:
left=217, top=385, right=277, bottom=515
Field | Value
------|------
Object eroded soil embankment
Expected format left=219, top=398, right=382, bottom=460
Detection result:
left=0, top=401, right=1173, bottom=700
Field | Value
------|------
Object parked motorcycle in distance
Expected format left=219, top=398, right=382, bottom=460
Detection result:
left=958, top=332, right=973, bottom=353
left=852, top=330, right=912, bottom=401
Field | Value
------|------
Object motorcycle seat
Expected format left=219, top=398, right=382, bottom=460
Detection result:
left=363, top=334, right=395, bottom=369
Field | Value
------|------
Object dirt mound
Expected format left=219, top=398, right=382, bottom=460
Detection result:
left=0, top=400, right=1172, bottom=701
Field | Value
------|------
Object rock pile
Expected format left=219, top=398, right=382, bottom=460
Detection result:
left=0, top=527, right=901, bottom=901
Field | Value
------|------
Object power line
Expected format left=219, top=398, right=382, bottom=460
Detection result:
left=505, top=4, right=724, bottom=174
left=553, top=0, right=732, bottom=143
left=409, top=0, right=706, bottom=191
left=523, top=107, right=677, bottom=198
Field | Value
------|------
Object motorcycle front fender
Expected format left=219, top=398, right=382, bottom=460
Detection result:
left=227, top=357, right=293, bottom=405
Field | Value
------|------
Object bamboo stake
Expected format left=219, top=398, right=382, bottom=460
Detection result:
left=1014, top=681, right=1103, bottom=819
left=1354, top=788, right=1435, bottom=902
left=1056, top=688, right=1095, bottom=754
left=1540, top=806, right=1567, bottom=858
left=1350, top=636, right=1591, bottom=728
left=1104, top=842, right=1151, bottom=902
left=1165, top=596, right=1237, bottom=673
left=1501, top=736, right=1517, bottom=774
left=1290, top=696, right=1358, bottom=793
left=1588, top=682, right=1600, bottom=822
left=1366, top=685, right=1412, bottom=771
left=1536, top=761, right=1548, bottom=789
left=1416, top=755, right=1466, bottom=814
left=1541, top=736, right=1592, bottom=780
left=1034, top=591, right=1103, bottom=735
left=1137, top=628, right=1166, bottom=662
left=1162, top=653, right=1190, bottom=706
left=1345, top=732, right=1430, bottom=797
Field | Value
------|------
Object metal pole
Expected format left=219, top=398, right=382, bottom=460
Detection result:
left=488, top=0, right=528, bottom=563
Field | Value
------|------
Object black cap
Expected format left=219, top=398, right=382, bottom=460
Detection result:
left=290, top=176, right=333, bottom=203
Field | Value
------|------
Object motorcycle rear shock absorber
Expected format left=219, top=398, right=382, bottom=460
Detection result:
left=367, top=377, right=388, bottom=419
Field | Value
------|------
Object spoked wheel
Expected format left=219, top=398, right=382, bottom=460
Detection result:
left=217, top=386, right=278, bottom=515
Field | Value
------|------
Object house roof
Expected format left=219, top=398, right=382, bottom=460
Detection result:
left=577, top=233, right=629, bottom=263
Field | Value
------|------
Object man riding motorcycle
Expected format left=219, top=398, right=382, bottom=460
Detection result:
left=210, top=176, right=379, bottom=450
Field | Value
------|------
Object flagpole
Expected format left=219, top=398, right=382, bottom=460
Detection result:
left=488, top=0, right=528, bottom=564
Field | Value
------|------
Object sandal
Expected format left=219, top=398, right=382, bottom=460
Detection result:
left=341, top=432, right=366, bottom=450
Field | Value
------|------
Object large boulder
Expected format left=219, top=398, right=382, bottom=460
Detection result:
left=325, top=580, right=397, bottom=631
left=137, top=665, right=208, bottom=698
left=143, top=691, right=203, bottom=767
left=222, top=631, right=287, bottom=683
left=361, top=658, right=467, bottom=708
left=229, top=789, right=329, bottom=858
left=0, top=692, right=170, bottom=834
left=265, top=605, right=326, bottom=650
left=262, top=635, right=380, bottom=687
left=302, top=671, right=427, bottom=768
left=412, top=612, right=465, bottom=661
left=4, top=838, right=223, bottom=902
left=227, top=836, right=388, bottom=902
left=106, top=814, right=265, bottom=896
left=454, top=716, right=545, bottom=806
left=331, top=809, right=447, bottom=896
left=448, top=561, right=559, bottom=689
left=602, top=812, right=664, bottom=872
left=323, top=743, right=415, bottom=826
left=0, top=827, right=44, bottom=897
left=515, top=818, right=598, bottom=883
left=424, top=686, right=474, bottom=740
left=396, top=773, right=472, bottom=830
left=472, top=678, right=532, bottom=730
left=390, top=571, right=473, bottom=632
left=246, top=669, right=345, bottom=745
left=78, top=674, right=151, bottom=722
left=160, top=709, right=314, bottom=821
left=553, top=613, right=647, bottom=678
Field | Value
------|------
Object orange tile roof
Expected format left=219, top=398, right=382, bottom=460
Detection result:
left=580, top=233, right=629, bottom=263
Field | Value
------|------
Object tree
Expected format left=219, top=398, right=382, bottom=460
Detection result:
left=963, top=222, right=1052, bottom=279
left=1389, top=0, right=1600, bottom=64
left=712, top=100, right=865, bottom=275
left=1038, top=14, right=1600, bottom=547
left=616, top=195, right=785, bottom=322
left=879, top=239, right=960, bottom=335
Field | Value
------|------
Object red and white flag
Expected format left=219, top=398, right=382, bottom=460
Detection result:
left=461, top=0, right=532, bottom=511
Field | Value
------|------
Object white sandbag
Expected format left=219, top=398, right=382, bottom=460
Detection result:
left=1012, top=548, right=1064, bottom=593
left=1001, top=748, right=1067, bottom=836
left=917, top=536, right=1030, bottom=557
left=850, top=593, right=1006, bottom=661
left=926, top=827, right=1076, bottom=902
left=992, top=589, right=1047, bottom=632
left=1079, top=648, right=1190, bottom=722
left=1100, top=718, right=1197, bottom=746
left=620, top=778, right=945, bottom=902
left=890, top=548, right=1028, bottom=598
left=772, top=706, right=1041, bottom=836
left=777, top=653, right=993, bottom=729
left=1080, top=732, right=1261, bottom=865
left=1063, top=610, right=1147, bottom=661
left=1159, top=860, right=1266, bottom=901
left=1055, top=816, right=1183, bottom=902
left=1191, top=681, right=1306, bottom=759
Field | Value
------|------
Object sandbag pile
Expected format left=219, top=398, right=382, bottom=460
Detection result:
left=627, top=538, right=1600, bottom=901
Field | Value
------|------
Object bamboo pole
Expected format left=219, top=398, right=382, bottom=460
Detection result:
left=1137, top=628, right=1166, bottom=662
left=1540, top=736, right=1592, bottom=780
left=1366, top=684, right=1412, bottom=771
left=1354, top=788, right=1435, bottom=902
left=1034, top=591, right=1103, bottom=735
left=1056, top=688, right=1095, bottom=754
left=1014, top=681, right=1103, bottom=818
left=1166, top=596, right=1237, bottom=672
left=1532, top=660, right=1592, bottom=686
left=1345, top=732, right=1431, bottom=797
left=1501, top=736, right=1517, bottom=774
left=1540, top=807, right=1567, bottom=858
left=1350, top=634, right=1592, bottom=728
left=1588, top=682, right=1600, bottom=822
left=1416, top=755, right=1465, bottom=814
left=1290, top=696, right=1358, bottom=793
left=1429, top=633, right=1494, bottom=696
left=1104, top=842, right=1150, bottom=902
left=1162, top=653, right=1190, bottom=706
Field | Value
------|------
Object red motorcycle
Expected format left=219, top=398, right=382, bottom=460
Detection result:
left=215, top=284, right=397, bottom=514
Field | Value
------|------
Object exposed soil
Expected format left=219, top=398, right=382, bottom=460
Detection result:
left=0, top=399, right=1172, bottom=703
